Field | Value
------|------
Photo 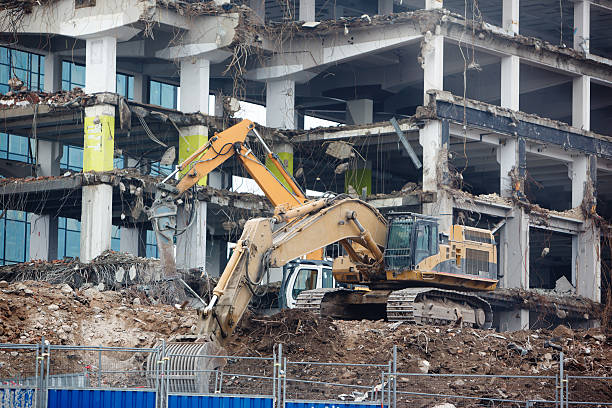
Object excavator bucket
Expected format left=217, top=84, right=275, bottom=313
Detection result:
left=148, top=184, right=179, bottom=275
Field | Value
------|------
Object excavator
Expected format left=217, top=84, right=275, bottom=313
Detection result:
left=146, top=120, right=498, bottom=392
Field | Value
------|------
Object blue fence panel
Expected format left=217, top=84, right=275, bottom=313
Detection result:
left=168, top=394, right=274, bottom=408
left=47, top=388, right=156, bottom=408
left=286, top=401, right=385, bottom=408
left=0, top=388, right=35, bottom=408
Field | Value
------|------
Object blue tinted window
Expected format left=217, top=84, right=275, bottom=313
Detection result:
left=145, top=230, right=158, bottom=258
left=62, top=61, right=85, bottom=90
left=60, top=145, right=83, bottom=171
left=0, top=46, right=43, bottom=92
left=149, top=80, right=177, bottom=109
left=57, top=217, right=80, bottom=259
left=111, top=226, right=121, bottom=251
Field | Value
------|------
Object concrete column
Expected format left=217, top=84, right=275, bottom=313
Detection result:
left=425, top=0, right=443, bottom=9
left=85, top=36, right=116, bottom=94
left=575, top=220, right=601, bottom=302
left=266, top=143, right=294, bottom=190
left=574, top=0, right=590, bottom=54
left=422, top=34, right=444, bottom=105
left=30, top=140, right=62, bottom=260
left=571, top=155, right=589, bottom=208
left=378, top=0, right=393, bottom=15
left=502, top=0, right=519, bottom=35
left=80, top=184, right=113, bottom=262
left=346, top=99, right=373, bottom=125
left=498, top=309, right=529, bottom=331
left=500, top=56, right=520, bottom=111
left=299, top=0, right=315, bottom=21
left=120, top=226, right=139, bottom=256
left=180, top=57, right=210, bottom=113
left=420, top=120, right=452, bottom=232
left=266, top=79, right=295, bottom=129
left=133, top=73, right=148, bottom=104
left=179, top=125, right=208, bottom=185
left=250, top=0, right=265, bottom=22
left=214, top=93, right=224, bottom=117
left=176, top=200, right=207, bottom=271
left=83, top=104, right=115, bottom=172
left=572, top=75, right=590, bottom=131
left=498, top=138, right=517, bottom=197
left=43, top=52, right=62, bottom=93
left=500, top=208, right=529, bottom=290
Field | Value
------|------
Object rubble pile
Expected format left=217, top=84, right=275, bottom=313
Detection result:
left=0, top=250, right=163, bottom=290
left=0, top=282, right=610, bottom=403
left=0, top=88, right=95, bottom=109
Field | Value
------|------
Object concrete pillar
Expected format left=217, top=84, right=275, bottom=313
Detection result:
left=420, top=120, right=452, bottom=232
left=500, top=56, right=520, bottom=111
left=572, top=75, right=590, bottom=131
left=266, top=142, right=294, bottom=189
left=346, top=99, right=373, bottom=125
left=80, top=184, right=113, bottom=262
left=179, top=125, right=208, bottom=185
left=574, top=0, right=590, bottom=54
left=83, top=104, right=115, bottom=172
left=575, top=220, right=601, bottom=302
left=214, top=93, right=224, bottom=117
left=498, top=138, right=517, bottom=197
left=180, top=57, right=210, bottom=113
left=422, top=34, right=444, bottom=105
left=378, top=0, right=393, bottom=15
left=502, top=0, right=519, bottom=35
left=30, top=140, right=62, bottom=260
left=43, top=52, right=62, bottom=93
left=120, top=226, right=139, bottom=256
left=250, top=0, right=265, bottom=22
left=299, top=0, right=315, bottom=21
left=266, top=79, right=295, bottom=129
left=425, top=0, right=443, bottom=9
left=133, top=73, right=148, bottom=104
left=571, top=155, right=589, bottom=208
left=176, top=200, right=207, bottom=271
left=498, top=309, right=529, bottom=331
left=345, top=161, right=372, bottom=197
left=85, top=36, right=116, bottom=94
left=500, top=208, right=529, bottom=290
left=207, top=237, right=229, bottom=277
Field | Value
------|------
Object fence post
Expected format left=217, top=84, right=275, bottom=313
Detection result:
left=44, top=343, right=50, bottom=408
left=277, top=344, right=283, bottom=408
left=392, top=345, right=397, bottom=408
left=387, top=361, right=392, bottom=408
left=559, top=352, right=564, bottom=408
left=282, top=357, right=287, bottom=408
left=272, top=346, right=277, bottom=408
left=97, top=345, right=102, bottom=388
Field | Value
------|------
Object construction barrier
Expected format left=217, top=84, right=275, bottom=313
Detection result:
left=167, top=394, right=274, bottom=408
left=47, top=389, right=156, bottom=408
left=0, top=387, right=35, bottom=408
left=286, top=402, right=385, bottom=408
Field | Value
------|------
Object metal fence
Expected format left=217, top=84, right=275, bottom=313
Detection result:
left=0, top=341, right=610, bottom=408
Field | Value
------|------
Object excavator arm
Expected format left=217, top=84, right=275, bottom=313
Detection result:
left=197, top=197, right=388, bottom=345
left=148, top=119, right=308, bottom=274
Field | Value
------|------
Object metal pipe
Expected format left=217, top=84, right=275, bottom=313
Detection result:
left=251, top=128, right=273, bottom=155
left=272, top=199, right=328, bottom=223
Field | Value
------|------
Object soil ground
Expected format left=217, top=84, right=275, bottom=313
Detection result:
left=0, top=281, right=610, bottom=406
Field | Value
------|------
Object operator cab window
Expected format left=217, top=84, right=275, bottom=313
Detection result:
left=292, top=268, right=318, bottom=298
left=322, top=268, right=334, bottom=288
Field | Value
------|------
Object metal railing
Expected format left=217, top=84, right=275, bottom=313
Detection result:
left=0, top=341, right=610, bottom=408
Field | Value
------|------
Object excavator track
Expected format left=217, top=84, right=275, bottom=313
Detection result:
left=295, top=288, right=348, bottom=314
left=296, top=287, right=493, bottom=329
left=386, top=288, right=493, bottom=329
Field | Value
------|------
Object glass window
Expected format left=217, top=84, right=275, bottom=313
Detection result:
left=111, top=226, right=121, bottom=251
left=61, top=61, right=85, bottom=90
left=60, top=145, right=83, bottom=171
left=384, top=220, right=413, bottom=270
left=149, top=80, right=178, bottom=109
left=292, top=268, right=318, bottom=299
left=57, top=217, right=80, bottom=259
left=414, top=224, right=431, bottom=265
left=322, top=268, right=334, bottom=288
left=116, top=73, right=134, bottom=100
left=145, top=230, right=158, bottom=258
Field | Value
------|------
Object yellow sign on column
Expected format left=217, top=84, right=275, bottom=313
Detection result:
left=179, top=132, right=209, bottom=186
left=83, top=114, right=115, bottom=172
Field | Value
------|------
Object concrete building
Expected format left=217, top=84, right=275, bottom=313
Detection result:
left=0, top=0, right=610, bottom=329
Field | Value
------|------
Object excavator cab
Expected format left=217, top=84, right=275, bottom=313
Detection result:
left=384, top=214, right=439, bottom=272
left=280, top=260, right=335, bottom=309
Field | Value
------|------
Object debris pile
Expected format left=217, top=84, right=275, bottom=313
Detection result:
left=0, top=88, right=95, bottom=109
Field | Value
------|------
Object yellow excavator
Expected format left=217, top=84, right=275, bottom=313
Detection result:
left=146, top=119, right=498, bottom=391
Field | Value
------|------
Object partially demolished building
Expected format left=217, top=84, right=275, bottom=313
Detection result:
left=0, top=0, right=610, bottom=330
